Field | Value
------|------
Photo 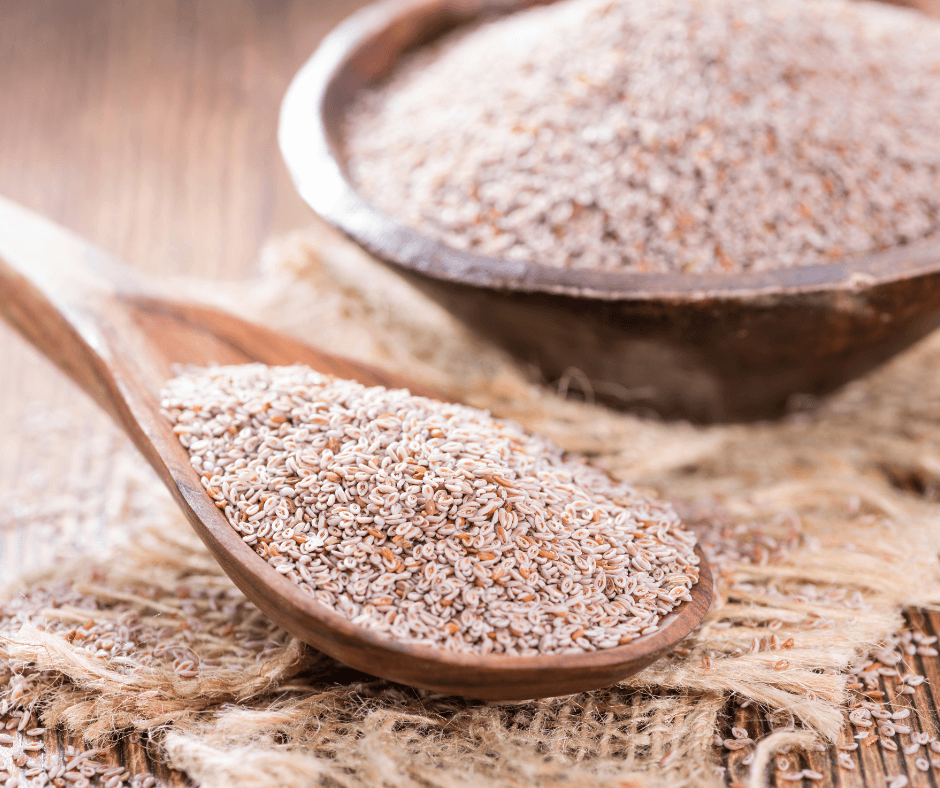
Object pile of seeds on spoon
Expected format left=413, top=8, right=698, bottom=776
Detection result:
left=160, top=364, right=699, bottom=655
left=344, top=0, right=940, bottom=274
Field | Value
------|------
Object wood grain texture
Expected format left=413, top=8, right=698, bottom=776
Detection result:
left=0, top=0, right=355, bottom=280
left=720, top=610, right=940, bottom=788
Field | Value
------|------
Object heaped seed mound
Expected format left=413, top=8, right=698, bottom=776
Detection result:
left=344, top=0, right=940, bottom=274
left=161, top=364, right=699, bottom=655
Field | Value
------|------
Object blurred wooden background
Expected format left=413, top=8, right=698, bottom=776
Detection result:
left=0, top=0, right=369, bottom=551
left=0, top=0, right=367, bottom=279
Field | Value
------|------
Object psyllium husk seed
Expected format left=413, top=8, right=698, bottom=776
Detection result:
left=160, top=364, right=700, bottom=655
left=344, top=0, right=940, bottom=274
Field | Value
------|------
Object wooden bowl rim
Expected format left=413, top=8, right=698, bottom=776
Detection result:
left=278, top=0, right=940, bottom=303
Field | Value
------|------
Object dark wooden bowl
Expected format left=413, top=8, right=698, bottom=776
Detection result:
left=279, top=0, right=940, bottom=423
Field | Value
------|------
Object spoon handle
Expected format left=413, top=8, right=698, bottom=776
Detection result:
left=0, top=195, right=159, bottom=423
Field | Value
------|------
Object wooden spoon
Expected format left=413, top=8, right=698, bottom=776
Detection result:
left=0, top=196, right=712, bottom=699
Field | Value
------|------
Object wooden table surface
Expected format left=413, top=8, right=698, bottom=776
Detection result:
left=2, top=1, right=940, bottom=786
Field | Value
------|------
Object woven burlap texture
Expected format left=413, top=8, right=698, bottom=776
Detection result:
left=3, top=222, right=940, bottom=788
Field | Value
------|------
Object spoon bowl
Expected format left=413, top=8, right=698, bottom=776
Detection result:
left=0, top=196, right=712, bottom=699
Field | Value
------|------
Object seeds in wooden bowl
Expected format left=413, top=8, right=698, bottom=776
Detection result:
left=160, top=364, right=700, bottom=655
left=344, top=0, right=940, bottom=274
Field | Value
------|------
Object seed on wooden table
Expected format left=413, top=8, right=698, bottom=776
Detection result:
left=916, top=757, right=930, bottom=772
left=837, top=752, right=855, bottom=769
left=802, top=770, right=823, bottom=781
left=731, top=727, right=748, bottom=740
left=0, top=734, right=13, bottom=745
left=881, top=739, right=899, bottom=752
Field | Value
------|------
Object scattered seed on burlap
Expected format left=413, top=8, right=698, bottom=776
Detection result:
left=160, top=364, right=700, bottom=655
left=344, top=0, right=940, bottom=274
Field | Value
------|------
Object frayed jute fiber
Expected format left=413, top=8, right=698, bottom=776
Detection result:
left=3, top=222, right=940, bottom=787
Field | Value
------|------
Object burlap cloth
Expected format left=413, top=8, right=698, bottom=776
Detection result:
left=3, top=222, right=940, bottom=787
